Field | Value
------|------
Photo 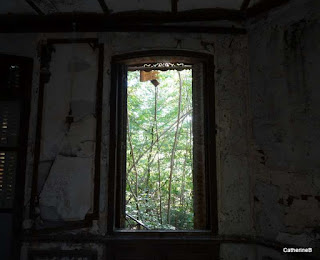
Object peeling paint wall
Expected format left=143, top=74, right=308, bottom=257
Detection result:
left=37, top=43, right=98, bottom=223
left=248, top=0, right=320, bottom=257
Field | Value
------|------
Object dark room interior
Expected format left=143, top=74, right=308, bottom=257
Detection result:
left=0, top=0, right=319, bottom=259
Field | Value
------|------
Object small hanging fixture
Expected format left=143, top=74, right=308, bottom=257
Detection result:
left=140, top=70, right=160, bottom=87
left=150, top=79, right=160, bottom=87
left=140, top=70, right=159, bottom=82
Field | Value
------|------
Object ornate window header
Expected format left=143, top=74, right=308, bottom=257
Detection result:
left=129, top=62, right=192, bottom=71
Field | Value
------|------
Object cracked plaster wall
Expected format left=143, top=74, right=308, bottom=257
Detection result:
left=247, top=0, right=320, bottom=257
left=0, top=31, right=253, bottom=258
left=4, top=23, right=318, bottom=258
left=37, top=43, right=98, bottom=223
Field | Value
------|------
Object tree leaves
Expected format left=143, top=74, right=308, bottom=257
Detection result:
left=126, top=69, right=193, bottom=230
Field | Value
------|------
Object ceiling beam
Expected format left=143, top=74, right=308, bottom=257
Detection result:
left=25, top=0, right=45, bottom=15
left=0, top=14, right=246, bottom=34
left=109, top=9, right=245, bottom=22
left=240, top=0, right=251, bottom=11
left=247, top=0, right=290, bottom=17
left=97, top=0, right=110, bottom=14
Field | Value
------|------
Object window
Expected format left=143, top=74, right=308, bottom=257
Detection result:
left=0, top=66, right=22, bottom=209
left=108, top=51, right=217, bottom=234
left=0, top=54, right=33, bottom=259
left=0, top=56, right=32, bottom=210
left=126, top=66, right=193, bottom=230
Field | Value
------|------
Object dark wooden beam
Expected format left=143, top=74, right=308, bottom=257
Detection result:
left=110, top=9, right=245, bottom=22
left=97, top=0, right=110, bottom=14
left=171, top=0, right=178, bottom=13
left=25, top=0, right=45, bottom=15
left=240, top=0, right=251, bottom=11
left=247, top=0, right=290, bottom=17
left=0, top=13, right=246, bottom=34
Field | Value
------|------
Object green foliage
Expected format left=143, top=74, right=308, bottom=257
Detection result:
left=126, top=69, right=194, bottom=230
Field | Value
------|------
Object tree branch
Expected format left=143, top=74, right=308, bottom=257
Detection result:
left=167, top=71, right=183, bottom=224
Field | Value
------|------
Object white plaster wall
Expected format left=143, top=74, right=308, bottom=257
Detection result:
left=38, top=43, right=98, bottom=221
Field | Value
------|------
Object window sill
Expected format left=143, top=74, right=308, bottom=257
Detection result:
left=110, top=229, right=215, bottom=240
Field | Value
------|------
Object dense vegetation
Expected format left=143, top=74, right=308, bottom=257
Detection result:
left=126, top=69, right=194, bottom=230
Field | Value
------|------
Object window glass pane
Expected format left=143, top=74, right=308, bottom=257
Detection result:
left=125, top=69, right=194, bottom=230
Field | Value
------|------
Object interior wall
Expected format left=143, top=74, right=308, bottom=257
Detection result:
left=1, top=2, right=318, bottom=254
left=0, top=31, right=256, bottom=259
left=38, top=43, right=98, bottom=223
left=248, top=0, right=320, bottom=257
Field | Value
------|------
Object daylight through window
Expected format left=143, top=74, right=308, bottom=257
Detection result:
left=125, top=66, right=194, bottom=230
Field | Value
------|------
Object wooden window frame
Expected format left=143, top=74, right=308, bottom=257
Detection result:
left=0, top=54, right=33, bottom=212
left=0, top=54, right=33, bottom=260
left=30, top=39, right=104, bottom=232
left=108, top=50, right=217, bottom=237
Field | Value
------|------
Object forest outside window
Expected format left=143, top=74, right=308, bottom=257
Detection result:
left=126, top=66, right=193, bottom=230
left=109, top=52, right=217, bottom=233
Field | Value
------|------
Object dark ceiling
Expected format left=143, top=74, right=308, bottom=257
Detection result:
left=0, top=0, right=290, bottom=33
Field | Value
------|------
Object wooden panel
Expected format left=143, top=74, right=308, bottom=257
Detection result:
left=192, top=63, right=207, bottom=229
left=108, top=240, right=219, bottom=260
left=28, top=249, right=97, bottom=260
left=166, top=255, right=213, bottom=260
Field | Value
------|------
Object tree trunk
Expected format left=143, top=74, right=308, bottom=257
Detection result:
left=180, top=129, right=188, bottom=207
left=154, top=86, right=163, bottom=224
left=167, top=71, right=183, bottom=224
left=127, top=116, right=140, bottom=219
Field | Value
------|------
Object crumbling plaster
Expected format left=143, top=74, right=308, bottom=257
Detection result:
left=247, top=0, right=320, bottom=257
left=37, top=43, right=98, bottom=222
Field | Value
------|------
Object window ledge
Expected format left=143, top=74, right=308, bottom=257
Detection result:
left=111, top=230, right=215, bottom=240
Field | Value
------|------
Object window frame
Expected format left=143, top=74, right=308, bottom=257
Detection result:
left=108, top=50, right=217, bottom=237
left=0, top=53, right=33, bottom=260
